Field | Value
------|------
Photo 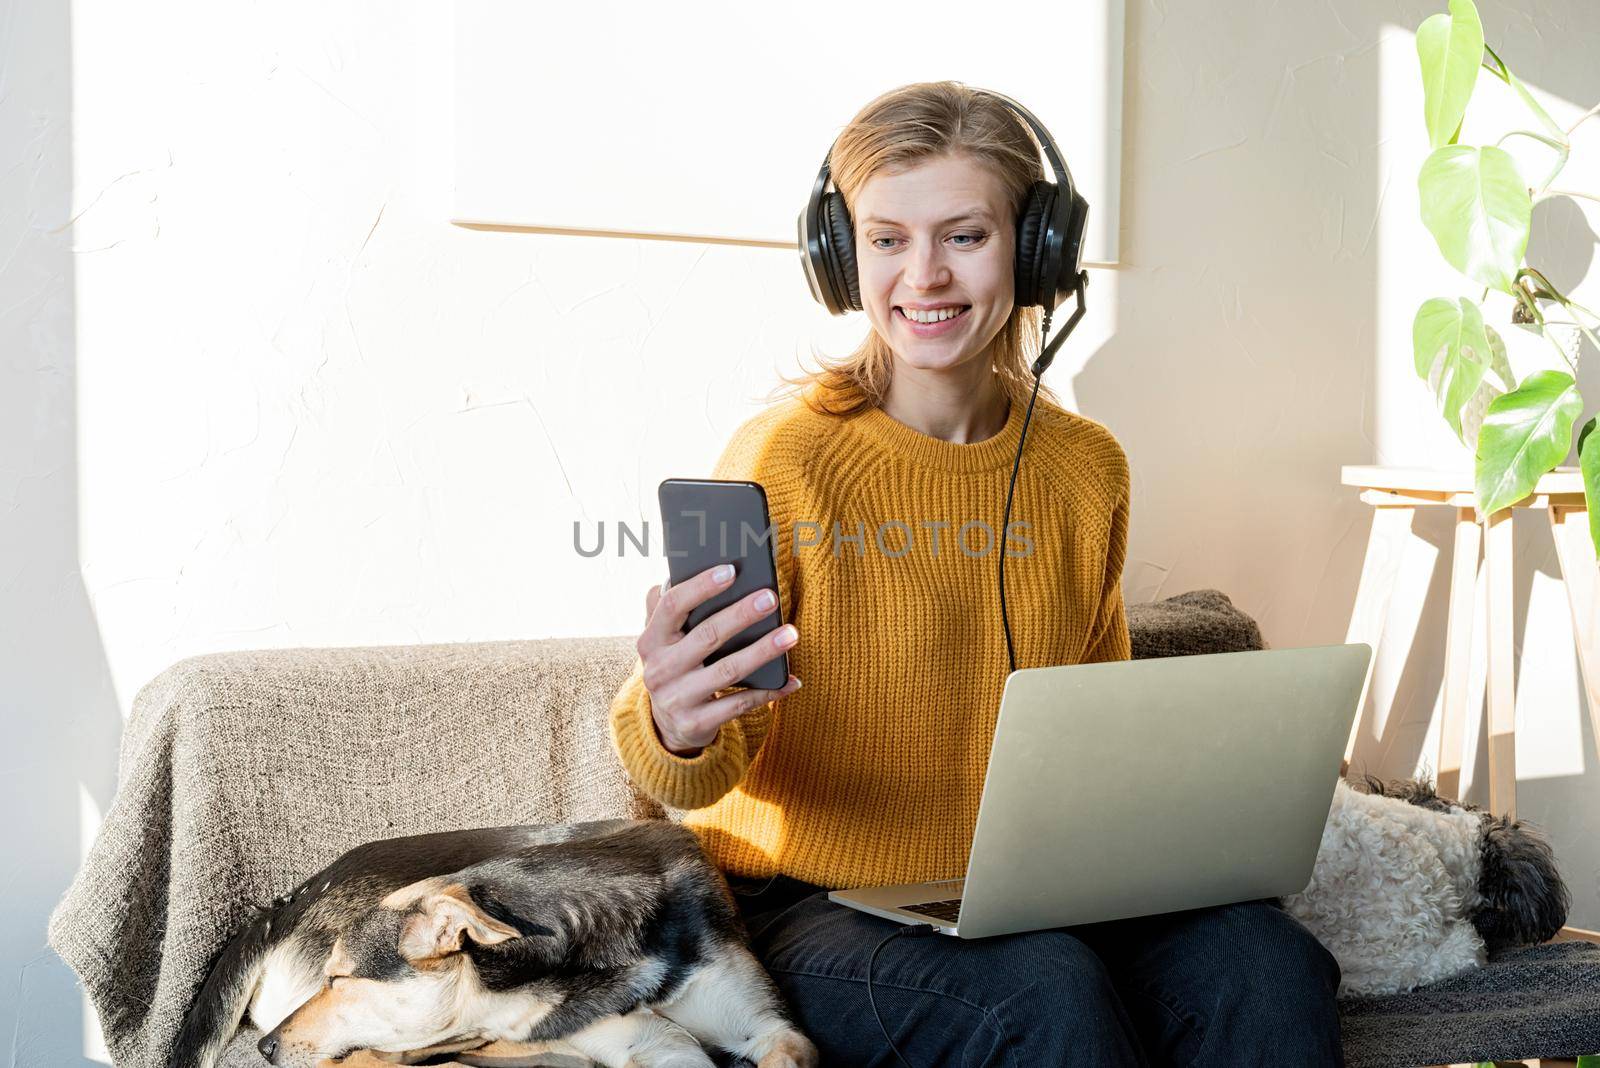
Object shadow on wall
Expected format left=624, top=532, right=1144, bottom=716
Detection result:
left=4, top=1, right=124, bottom=1063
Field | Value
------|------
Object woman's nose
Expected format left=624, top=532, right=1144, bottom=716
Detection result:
left=903, top=240, right=950, bottom=290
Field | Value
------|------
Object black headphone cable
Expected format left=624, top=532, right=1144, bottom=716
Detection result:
left=1000, top=271, right=1089, bottom=674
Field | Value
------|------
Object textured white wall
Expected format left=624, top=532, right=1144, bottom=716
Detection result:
left=6, top=0, right=1600, bottom=1061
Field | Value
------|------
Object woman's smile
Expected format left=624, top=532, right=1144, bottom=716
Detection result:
left=895, top=304, right=973, bottom=337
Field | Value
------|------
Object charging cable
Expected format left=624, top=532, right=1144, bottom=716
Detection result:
left=866, top=923, right=940, bottom=1068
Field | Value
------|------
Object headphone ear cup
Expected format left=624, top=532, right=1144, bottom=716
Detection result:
left=1056, top=189, right=1090, bottom=307
left=821, top=191, right=862, bottom=312
left=1014, top=181, right=1054, bottom=309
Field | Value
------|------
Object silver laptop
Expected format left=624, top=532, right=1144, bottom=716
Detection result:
left=828, top=642, right=1372, bottom=939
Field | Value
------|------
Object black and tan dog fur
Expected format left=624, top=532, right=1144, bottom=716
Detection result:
left=170, top=819, right=817, bottom=1068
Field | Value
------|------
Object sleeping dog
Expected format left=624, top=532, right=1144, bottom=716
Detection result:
left=170, top=819, right=818, bottom=1068
left=1282, top=775, right=1569, bottom=996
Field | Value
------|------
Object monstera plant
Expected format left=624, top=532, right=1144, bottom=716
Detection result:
left=1413, top=0, right=1600, bottom=556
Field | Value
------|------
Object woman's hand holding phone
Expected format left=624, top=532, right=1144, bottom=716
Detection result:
left=637, top=563, right=802, bottom=757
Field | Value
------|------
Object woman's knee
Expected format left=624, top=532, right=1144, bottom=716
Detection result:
left=1183, top=901, right=1343, bottom=1060
left=1105, top=901, right=1342, bottom=1066
left=1227, top=900, right=1342, bottom=998
left=976, top=928, right=1123, bottom=1005
left=991, top=942, right=1139, bottom=1054
left=897, top=928, right=1142, bottom=1061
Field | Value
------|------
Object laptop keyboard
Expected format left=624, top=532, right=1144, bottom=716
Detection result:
left=900, top=898, right=962, bottom=922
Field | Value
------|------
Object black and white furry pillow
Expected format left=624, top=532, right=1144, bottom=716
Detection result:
left=1282, top=776, right=1570, bottom=997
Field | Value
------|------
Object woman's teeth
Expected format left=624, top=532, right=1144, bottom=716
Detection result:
left=897, top=306, right=970, bottom=324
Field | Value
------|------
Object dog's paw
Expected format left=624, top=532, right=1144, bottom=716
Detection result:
left=754, top=1031, right=819, bottom=1068
left=454, top=1039, right=593, bottom=1067
left=315, top=1054, right=418, bottom=1068
left=326, top=1039, right=491, bottom=1065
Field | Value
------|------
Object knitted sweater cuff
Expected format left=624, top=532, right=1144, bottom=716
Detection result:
left=609, top=675, right=747, bottom=810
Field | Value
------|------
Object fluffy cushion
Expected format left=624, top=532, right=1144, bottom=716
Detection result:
left=1128, top=588, right=1266, bottom=659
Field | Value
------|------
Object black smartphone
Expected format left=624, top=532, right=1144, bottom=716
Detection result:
left=658, top=478, right=788, bottom=691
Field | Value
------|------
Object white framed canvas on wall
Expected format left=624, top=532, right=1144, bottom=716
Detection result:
left=450, top=0, right=1125, bottom=265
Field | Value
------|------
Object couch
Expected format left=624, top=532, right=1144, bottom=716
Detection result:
left=47, top=590, right=1600, bottom=1068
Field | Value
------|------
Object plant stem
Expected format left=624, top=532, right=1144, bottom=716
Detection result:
left=1535, top=314, right=1580, bottom=376
left=1557, top=298, right=1600, bottom=326
left=1499, top=130, right=1570, bottom=191
left=1535, top=302, right=1596, bottom=374
left=1567, top=100, right=1600, bottom=137
left=1519, top=285, right=1581, bottom=375
left=1483, top=43, right=1566, bottom=139
left=1521, top=267, right=1600, bottom=355
left=1560, top=308, right=1600, bottom=365
left=1499, top=129, right=1566, bottom=153
left=1536, top=188, right=1600, bottom=207
left=1541, top=292, right=1600, bottom=327
left=1483, top=44, right=1509, bottom=80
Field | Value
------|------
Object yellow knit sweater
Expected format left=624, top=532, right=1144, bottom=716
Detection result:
left=608, top=391, right=1132, bottom=889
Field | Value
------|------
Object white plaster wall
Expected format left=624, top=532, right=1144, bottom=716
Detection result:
left=5, top=0, right=1599, bottom=1060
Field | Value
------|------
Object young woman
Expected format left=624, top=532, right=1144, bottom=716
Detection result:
left=609, top=81, right=1344, bottom=1066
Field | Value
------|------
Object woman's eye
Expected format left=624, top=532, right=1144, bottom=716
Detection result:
left=868, top=233, right=985, bottom=250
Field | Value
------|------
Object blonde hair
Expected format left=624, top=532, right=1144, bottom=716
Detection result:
left=767, top=80, right=1063, bottom=417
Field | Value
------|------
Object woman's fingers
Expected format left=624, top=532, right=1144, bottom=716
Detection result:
left=644, top=577, right=667, bottom=627
left=680, top=620, right=799, bottom=700
left=655, top=583, right=785, bottom=683
left=671, top=675, right=803, bottom=749
left=636, top=563, right=802, bottom=752
left=641, top=564, right=736, bottom=653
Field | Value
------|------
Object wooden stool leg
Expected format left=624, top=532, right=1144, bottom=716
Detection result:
left=1484, top=506, right=1517, bottom=820
left=1438, top=507, right=1482, bottom=800
left=1342, top=505, right=1417, bottom=773
left=1548, top=504, right=1600, bottom=776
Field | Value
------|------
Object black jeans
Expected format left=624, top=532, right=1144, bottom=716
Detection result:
left=722, top=874, right=1344, bottom=1068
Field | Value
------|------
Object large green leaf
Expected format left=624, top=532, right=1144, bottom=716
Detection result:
left=1417, top=0, right=1483, bottom=149
left=1476, top=370, right=1582, bottom=515
left=1419, top=144, right=1532, bottom=293
left=1414, top=296, right=1491, bottom=441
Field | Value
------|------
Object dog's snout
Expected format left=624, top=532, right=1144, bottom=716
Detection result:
left=257, top=1032, right=280, bottom=1062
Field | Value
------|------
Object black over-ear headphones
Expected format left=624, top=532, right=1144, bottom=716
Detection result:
left=797, top=86, right=1089, bottom=376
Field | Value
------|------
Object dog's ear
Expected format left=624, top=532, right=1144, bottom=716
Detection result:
left=1473, top=814, right=1570, bottom=951
left=399, top=884, right=522, bottom=964
left=325, top=937, right=356, bottom=977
